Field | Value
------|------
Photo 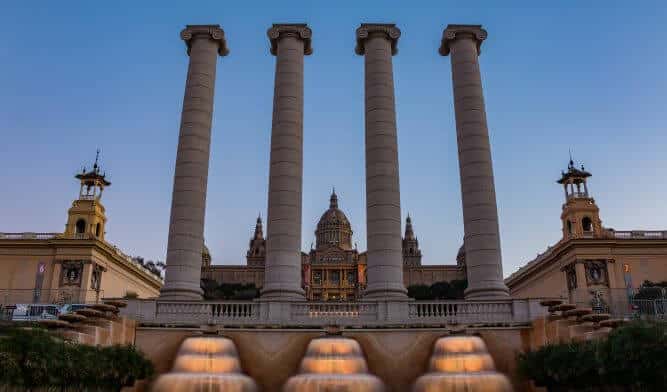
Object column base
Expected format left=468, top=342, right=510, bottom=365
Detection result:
left=363, top=283, right=408, bottom=300
left=464, top=282, right=510, bottom=300
left=260, top=283, right=305, bottom=301
left=159, top=286, right=203, bottom=301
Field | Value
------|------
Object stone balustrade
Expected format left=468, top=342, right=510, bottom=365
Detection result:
left=122, top=298, right=543, bottom=327
left=0, top=232, right=60, bottom=240
left=409, top=300, right=515, bottom=324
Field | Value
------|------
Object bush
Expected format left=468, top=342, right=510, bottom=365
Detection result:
left=517, top=341, right=602, bottom=391
left=0, top=327, right=154, bottom=391
left=599, top=321, right=667, bottom=390
left=406, top=280, right=468, bottom=300
left=203, top=282, right=261, bottom=300
left=518, top=322, right=667, bottom=392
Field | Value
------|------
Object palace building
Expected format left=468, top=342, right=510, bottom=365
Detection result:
left=201, top=190, right=465, bottom=301
left=505, top=159, right=667, bottom=308
left=0, top=155, right=162, bottom=305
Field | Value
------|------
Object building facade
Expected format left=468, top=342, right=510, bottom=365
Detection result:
left=505, top=160, right=667, bottom=308
left=201, top=191, right=465, bottom=300
left=0, top=157, right=162, bottom=305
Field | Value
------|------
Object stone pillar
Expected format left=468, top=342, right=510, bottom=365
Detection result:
left=261, top=24, right=312, bottom=300
left=160, top=25, right=228, bottom=300
left=355, top=24, right=407, bottom=299
left=440, top=25, right=509, bottom=299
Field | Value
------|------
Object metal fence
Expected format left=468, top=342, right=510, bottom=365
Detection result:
left=569, top=288, right=666, bottom=320
left=0, top=289, right=103, bottom=306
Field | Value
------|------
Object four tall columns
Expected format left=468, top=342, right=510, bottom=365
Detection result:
left=356, top=24, right=407, bottom=299
left=261, top=24, right=312, bottom=300
left=161, top=25, right=229, bottom=300
left=160, top=23, right=509, bottom=302
left=440, top=25, right=509, bottom=299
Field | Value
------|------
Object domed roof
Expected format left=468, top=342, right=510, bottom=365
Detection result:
left=317, top=190, right=351, bottom=230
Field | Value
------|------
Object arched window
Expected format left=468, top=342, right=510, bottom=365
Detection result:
left=582, top=217, right=593, bottom=232
left=95, top=223, right=101, bottom=237
left=75, top=219, right=86, bottom=234
left=567, top=220, right=573, bottom=234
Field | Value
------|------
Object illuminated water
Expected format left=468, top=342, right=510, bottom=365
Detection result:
left=283, top=336, right=385, bottom=392
left=151, top=336, right=257, bottom=392
left=413, top=336, right=512, bottom=392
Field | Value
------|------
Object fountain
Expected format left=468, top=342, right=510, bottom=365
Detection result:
left=283, top=336, right=385, bottom=392
left=413, top=335, right=512, bottom=392
left=151, top=335, right=257, bottom=392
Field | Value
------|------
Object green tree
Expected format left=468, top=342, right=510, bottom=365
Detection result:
left=407, top=284, right=432, bottom=300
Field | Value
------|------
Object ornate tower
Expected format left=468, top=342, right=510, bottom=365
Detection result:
left=558, top=159, right=603, bottom=239
left=402, top=215, right=422, bottom=267
left=247, top=215, right=266, bottom=267
left=64, top=151, right=110, bottom=240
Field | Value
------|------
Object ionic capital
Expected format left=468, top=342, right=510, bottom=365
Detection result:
left=439, top=24, right=487, bottom=56
left=181, top=25, right=229, bottom=57
left=355, top=23, right=401, bottom=56
left=267, top=24, right=313, bottom=56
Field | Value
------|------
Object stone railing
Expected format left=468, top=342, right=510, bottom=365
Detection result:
left=123, top=298, right=542, bottom=327
left=408, top=301, right=514, bottom=324
left=291, top=302, right=379, bottom=326
left=154, top=301, right=260, bottom=325
left=0, top=232, right=60, bottom=240
left=610, top=230, right=667, bottom=239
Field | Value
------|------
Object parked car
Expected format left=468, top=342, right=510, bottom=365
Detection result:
left=10, top=304, right=60, bottom=321
left=59, top=303, right=89, bottom=314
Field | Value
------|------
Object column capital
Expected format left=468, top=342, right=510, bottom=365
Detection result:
left=181, top=24, right=229, bottom=56
left=355, top=23, right=401, bottom=56
left=439, top=24, right=487, bottom=56
left=267, top=24, right=313, bottom=56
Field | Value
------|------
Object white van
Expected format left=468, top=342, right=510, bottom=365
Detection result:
left=10, top=304, right=60, bottom=321
left=59, top=303, right=89, bottom=315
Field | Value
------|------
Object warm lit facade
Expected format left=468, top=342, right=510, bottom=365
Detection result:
left=0, top=156, right=162, bottom=305
left=201, top=191, right=465, bottom=300
left=505, top=160, right=667, bottom=307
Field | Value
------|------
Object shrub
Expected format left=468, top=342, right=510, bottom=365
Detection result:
left=519, top=322, right=667, bottom=392
left=0, top=327, right=154, bottom=391
left=517, top=341, right=602, bottom=390
left=599, top=321, right=667, bottom=391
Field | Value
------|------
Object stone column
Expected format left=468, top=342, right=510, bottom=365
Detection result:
left=355, top=24, right=407, bottom=299
left=160, top=25, right=228, bottom=300
left=261, top=24, right=312, bottom=300
left=440, top=25, right=509, bottom=299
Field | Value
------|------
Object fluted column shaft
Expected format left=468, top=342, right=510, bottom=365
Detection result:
left=262, top=24, right=312, bottom=300
left=161, top=25, right=228, bottom=300
left=356, top=24, right=407, bottom=299
left=440, top=25, right=509, bottom=299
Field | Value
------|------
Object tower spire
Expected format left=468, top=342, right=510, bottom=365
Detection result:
left=330, top=188, right=338, bottom=209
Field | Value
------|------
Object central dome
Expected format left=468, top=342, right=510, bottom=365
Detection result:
left=316, top=191, right=353, bottom=250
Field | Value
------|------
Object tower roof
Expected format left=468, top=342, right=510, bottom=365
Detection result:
left=557, top=158, right=591, bottom=184
left=404, top=214, right=416, bottom=240
left=76, top=150, right=111, bottom=186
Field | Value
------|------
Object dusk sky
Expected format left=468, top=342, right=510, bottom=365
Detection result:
left=1, top=1, right=666, bottom=277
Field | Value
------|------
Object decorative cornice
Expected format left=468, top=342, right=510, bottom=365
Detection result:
left=181, top=24, right=229, bottom=57
left=439, top=24, right=487, bottom=56
left=355, top=23, right=401, bottom=56
left=267, top=23, right=313, bottom=56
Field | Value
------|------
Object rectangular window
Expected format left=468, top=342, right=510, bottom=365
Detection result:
left=313, top=270, right=322, bottom=285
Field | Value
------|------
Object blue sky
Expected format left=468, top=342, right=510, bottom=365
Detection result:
left=1, top=1, right=666, bottom=276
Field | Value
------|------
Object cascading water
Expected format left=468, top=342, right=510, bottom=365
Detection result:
left=283, top=336, right=385, bottom=392
left=151, top=336, right=257, bottom=392
left=412, top=336, right=512, bottom=392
